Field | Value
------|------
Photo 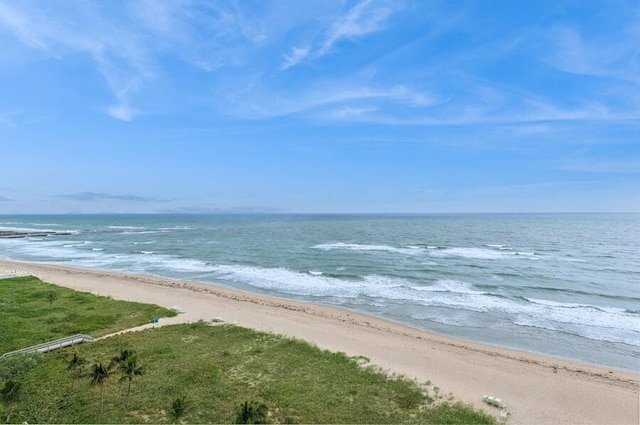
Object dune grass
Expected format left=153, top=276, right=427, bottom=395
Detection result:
left=4, top=322, right=496, bottom=424
left=0, top=276, right=177, bottom=353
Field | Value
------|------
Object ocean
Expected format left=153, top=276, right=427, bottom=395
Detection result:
left=0, top=213, right=638, bottom=372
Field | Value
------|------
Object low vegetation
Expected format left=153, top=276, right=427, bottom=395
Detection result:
left=1, top=323, right=495, bottom=424
left=0, top=276, right=496, bottom=424
left=0, top=276, right=177, bottom=353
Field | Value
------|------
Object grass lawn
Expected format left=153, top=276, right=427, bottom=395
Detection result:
left=0, top=276, right=177, bottom=353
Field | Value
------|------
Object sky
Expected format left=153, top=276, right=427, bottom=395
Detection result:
left=0, top=0, right=638, bottom=214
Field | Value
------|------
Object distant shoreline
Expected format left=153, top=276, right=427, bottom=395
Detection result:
left=1, top=259, right=638, bottom=425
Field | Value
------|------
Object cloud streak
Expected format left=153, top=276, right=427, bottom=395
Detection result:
left=281, top=0, right=399, bottom=69
left=57, top=192, right=162, bottom=203
left=319, top=0, right=395, bottom=55
left=558, top=159, right=640, bottom=174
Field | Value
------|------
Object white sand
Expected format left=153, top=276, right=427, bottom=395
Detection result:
left=1, top=259, right=638, bottom=424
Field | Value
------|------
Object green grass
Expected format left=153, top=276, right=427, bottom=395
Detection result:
left=0, top=276, right=177, bottom=353
left=3, top=323, right=496, bottom=424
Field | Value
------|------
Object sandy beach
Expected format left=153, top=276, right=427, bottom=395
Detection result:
left=1, top=259, right=638, bottom=424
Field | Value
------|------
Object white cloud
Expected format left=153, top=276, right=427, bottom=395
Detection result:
left=281, top=45, right=311, bottom=69
left=318, top=0, right=394, bottom=56
left=280, top=0, right=400, bottom=69
left=0, top=2, right=49, bottom=52
left=544, top=23, right=640, bottom=85
left=107, top=104, right=141, bottom=122
left=328, top=106, right=380, bottom=120
left=229, top=81, right=439, bottom=120
left=0, top=2, right=156, bottom=120
left=57, top=192, right=160, bottom=202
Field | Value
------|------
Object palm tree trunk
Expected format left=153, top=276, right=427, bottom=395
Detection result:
left=99, top=383, right=104, bottom=413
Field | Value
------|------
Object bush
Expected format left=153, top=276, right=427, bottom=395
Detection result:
left=0, top=353, right=43, bottom=382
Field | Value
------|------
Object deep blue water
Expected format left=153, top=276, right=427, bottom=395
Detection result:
left=1, top=214, right=638, bottom=371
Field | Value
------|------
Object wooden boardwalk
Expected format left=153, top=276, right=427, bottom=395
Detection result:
left=0, top=334, right=95, bottom=359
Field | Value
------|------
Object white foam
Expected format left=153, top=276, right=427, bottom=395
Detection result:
left=313, top=242, right=422, bottom=255
left=429, top=247, right=507, bottom=259
left=0, top=239, right=101, bottom=261
left=154, top=257, right=216, bottom=272
left=119, top=230, right=166, bottom=235
left=513, top=315, right=640, bottom=346
left=82, top=250, right=217, bottom=273
left=1, top=226, right=47, bottom=232
left=412, top=279, right=487, bottom=295
left=159, top=226, right=193, bottom=230
left=527, top=298, right=624, bottom=312
left=108, top=225, right=146, bottom=230
left=429, top=247, right=537, bottom=260
left=205, top=263, right=640, bottom=346
left=0, top=226, right=77, bottom=234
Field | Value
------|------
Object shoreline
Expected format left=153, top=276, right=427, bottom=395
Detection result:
left=1, top=259, right=638, bottom=424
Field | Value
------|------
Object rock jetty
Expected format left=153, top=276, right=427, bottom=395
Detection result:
left=0, top=230, right=73, bottom=239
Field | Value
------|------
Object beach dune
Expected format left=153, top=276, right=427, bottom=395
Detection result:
left=0, top=259, right=637, bottom=425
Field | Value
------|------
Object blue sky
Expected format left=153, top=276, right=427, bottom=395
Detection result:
left=0, top=0, right=638, bottom=213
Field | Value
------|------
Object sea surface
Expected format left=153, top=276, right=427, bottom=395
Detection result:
left=1, top=214, right=638, bottom=372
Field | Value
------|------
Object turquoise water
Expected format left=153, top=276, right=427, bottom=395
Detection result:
left=1, top=214, right=638, bottom=371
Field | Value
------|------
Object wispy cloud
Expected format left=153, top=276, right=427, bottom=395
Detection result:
left=328, top=106, right=380, bottom=120
left=0, top=195, right=13, bottom=202
left=159, top=205, right=286, bottom=214
left=0, top=112, right=16, bottom=128
left=544, top=25, right=640, bottom=84
left=281, top=45, right=311, bottom=70
left=0, top=2, right=50, bottom=52
left=0, top=2, right=155, bottom=120
left=319, top=0, right=395, bottom=56
left=106, top=104, right=141, bottom=122
left=57, top=192, right=162, bottom=202
left=0, top=109, right=49, bottom=128
left=558, top=158, right=640, bottom=174
left=281, top=0, right=400, bottom=69
left=230, top=79, right=439, bottom=119
left=1, top=0, right=638, bottom=133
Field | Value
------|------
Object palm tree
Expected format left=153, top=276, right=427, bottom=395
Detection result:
left=170, top=395, right=189, bottom=424
left=234, top=400, right=269, bottom=424
left=67, top=351, right=87, bottom=390
left=110, top=348, right=136, bottom=392
left=110, top=348, right=136, bottom=369
left=46, top=291, right=59, bottom=308
left=89, top=362, right=111, bottom=413
left=118, top=355, right=145, bottom=398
